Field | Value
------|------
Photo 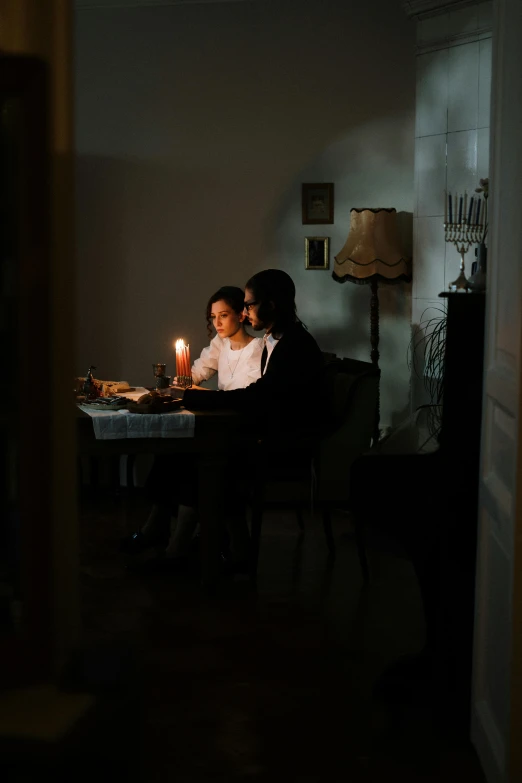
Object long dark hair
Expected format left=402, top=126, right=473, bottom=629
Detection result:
left=206, top=286, right=246, bottom=338
left=245, top=269, right=300, bottom=338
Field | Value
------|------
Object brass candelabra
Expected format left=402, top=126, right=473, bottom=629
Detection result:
left=444, top=220, right=484, bottom=292
left=175, top=375, right=193, bottom=389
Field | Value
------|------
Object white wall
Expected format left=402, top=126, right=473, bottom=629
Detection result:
left=75, top=0, right=415, bottom=427
left=411, top=0, right=492, bottom=409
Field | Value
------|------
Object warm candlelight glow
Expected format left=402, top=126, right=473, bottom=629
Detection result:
left=175, top=338, right=185, bottom=378
left=174, top=339, right=191, bottom=381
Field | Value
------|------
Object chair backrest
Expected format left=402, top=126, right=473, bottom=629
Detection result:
left=317, top=357, right=380, bottom=505
left=321, top=351, right=338, bottom=365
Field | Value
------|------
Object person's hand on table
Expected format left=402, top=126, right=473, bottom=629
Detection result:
left=172, top=380, right=211, bottom=393
left=170, top=382, right=211, bottom=403
left=170, top=382, right=186, bottom=398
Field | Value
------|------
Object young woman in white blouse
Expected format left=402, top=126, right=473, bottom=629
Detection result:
left=124, top=286, right=262, bottom=569
left=190, top=286, right=263, bottom=391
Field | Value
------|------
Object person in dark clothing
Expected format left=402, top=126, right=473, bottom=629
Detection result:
left=122, top=286, right=259, bottom=562
left=128, top=270, right=323, bottom=575
left=182, top=269, right=324, bottom=435
left=178, top=269, right=324, bottom=573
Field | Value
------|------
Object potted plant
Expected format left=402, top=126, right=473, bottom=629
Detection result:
left=408, top=303, right=447, bottom=436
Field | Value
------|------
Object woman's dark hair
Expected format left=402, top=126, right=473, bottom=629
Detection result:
left=245, top=269, right=300, bottom=338
left=206, top=286, right=246, bottom=338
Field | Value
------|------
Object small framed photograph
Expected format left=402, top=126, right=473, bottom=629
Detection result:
left=305, top=236, right=330, bottom=270
left=302, top=182, right=334, bottom=224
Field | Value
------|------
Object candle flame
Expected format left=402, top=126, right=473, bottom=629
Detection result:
left=175, top=339, right=185, bottom=350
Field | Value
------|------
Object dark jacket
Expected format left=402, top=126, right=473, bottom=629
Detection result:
left=183, top=322, right=324, bottom=433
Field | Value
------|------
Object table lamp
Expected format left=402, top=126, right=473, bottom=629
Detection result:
left=332, top=207, right=412, bottom=442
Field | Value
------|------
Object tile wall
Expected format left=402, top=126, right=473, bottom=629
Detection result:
left=412, top=0, right=492, bottom=409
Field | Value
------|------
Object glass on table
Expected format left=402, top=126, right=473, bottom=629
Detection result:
left=152, top=363, right=166, bottom=378
left=152, top=363, right=169, bottom=389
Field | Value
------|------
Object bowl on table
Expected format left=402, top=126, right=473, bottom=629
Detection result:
left=126, top=392, right=183, bottom=414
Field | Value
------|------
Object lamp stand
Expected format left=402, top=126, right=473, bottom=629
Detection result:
left=332, top=208, right=411, bottom=447
left=370, top=279, right=380, bottom=444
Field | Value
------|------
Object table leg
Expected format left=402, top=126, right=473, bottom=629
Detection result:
left=198, top=452, right=226, bottom=590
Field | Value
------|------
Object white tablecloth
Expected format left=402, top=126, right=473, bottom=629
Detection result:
left=79, top=406, right=195, bottom=440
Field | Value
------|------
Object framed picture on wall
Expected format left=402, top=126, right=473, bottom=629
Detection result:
left=302, top=182, right=334, bottom=224
left=305, top=236, right=330, bottom=270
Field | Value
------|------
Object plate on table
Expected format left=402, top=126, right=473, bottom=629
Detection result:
left=126, top=396, right=183, bottom=415
left=81, top=397, right=128, bottom=411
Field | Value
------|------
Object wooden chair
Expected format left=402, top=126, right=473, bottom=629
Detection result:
left=317, top=357, right=380, bottom=581
left=249, top=349, right=341, bottom=534
left=249, top=357, right=380, bottom=580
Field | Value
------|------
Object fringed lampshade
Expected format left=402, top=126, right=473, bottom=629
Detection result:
left=333, top=207, right=411, bottom=284
left=333, top=207, right=412, bottom=441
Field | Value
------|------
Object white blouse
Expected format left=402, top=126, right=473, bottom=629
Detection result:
left=191, top=335, right=264, bottom=391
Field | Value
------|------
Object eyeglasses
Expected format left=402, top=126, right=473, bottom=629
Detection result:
left=243, top=300, right=258, bottom=312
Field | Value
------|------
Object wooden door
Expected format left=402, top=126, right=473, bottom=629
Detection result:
left=471, top=2, right=522, bottom=781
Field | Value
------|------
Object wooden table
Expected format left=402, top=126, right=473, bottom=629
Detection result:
left=77, top=406, right=248, bottom=588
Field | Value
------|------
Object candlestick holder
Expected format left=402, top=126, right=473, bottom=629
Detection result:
left=175, top=375, right=193, bottom=389
left=444, top=220, right=483, bottom=292
left=152, top=363, right=170, bottom=389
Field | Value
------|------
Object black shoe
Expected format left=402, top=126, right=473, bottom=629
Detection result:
left=120, top=530, right=167, bottom=554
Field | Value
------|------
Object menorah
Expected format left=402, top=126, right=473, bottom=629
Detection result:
left=444, top=192, right=485, bottom=292
left=444, top=220, right=484, bottom=292
left=174, top=339, right=193, bottom=389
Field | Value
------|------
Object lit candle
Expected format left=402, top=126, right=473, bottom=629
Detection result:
left=448, top=193, right=453, bottom=224
left=467, top=196, right=474, bottom=224
left=175, top=338, right=184, bottom=379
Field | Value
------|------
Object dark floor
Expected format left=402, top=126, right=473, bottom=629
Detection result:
left=76, top=487, right=486, bottom=783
